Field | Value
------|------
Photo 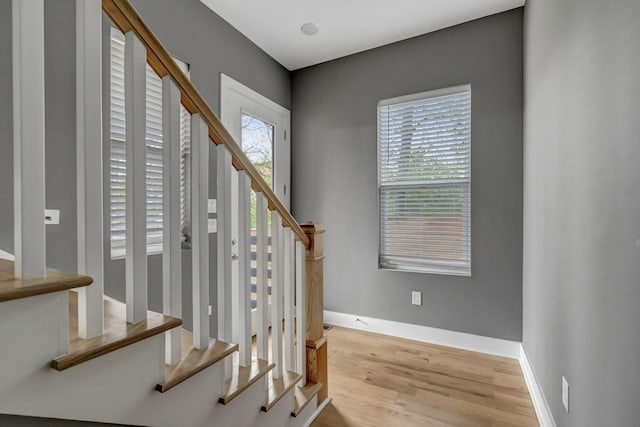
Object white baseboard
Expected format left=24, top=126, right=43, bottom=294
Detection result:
left=324, top=310, right=521, bottom=359
left=302, top=397, right=331, bottom=427
left=519, top=345, right=557, bottom=427
left=0, top=250, right=15, bottom=261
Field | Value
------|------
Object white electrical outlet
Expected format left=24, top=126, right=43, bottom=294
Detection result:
left=45, top=209, right=60, bottom=225
left=208, top=218, right=217, bottom=233
left=411, top=291, right=422, bottom=306
left=562, top=376, right=570, bottom=412
left=208, top=305, right=213, bottom=316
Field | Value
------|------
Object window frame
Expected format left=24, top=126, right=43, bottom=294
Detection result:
left=377, top=84, right=472, bottom=276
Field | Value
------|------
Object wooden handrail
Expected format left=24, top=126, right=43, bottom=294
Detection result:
left=102, top=0, right=310, bottom=248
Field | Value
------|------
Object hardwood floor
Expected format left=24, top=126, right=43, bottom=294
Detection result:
left=312, top=327, right=539, bottom=427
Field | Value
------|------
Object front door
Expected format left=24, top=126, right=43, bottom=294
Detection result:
left=220, top=74, right=291, bottom=337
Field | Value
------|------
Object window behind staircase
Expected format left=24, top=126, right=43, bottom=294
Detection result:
left=109, top=27, right=191, bottom=258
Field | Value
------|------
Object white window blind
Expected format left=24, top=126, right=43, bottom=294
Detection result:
left=377, top=85, right=471, bottom=276
left=109, top=27, right=191, bottom=258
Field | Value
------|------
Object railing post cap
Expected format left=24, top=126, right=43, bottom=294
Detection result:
left=300, top=222, right=325, bottom=235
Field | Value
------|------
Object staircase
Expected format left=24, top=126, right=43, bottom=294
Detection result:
left=0, top=1, right=327, bottom=426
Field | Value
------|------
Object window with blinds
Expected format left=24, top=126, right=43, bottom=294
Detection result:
left=377, top=85, right=471, bottom=276
left=109, top=27, right=191, bottom=258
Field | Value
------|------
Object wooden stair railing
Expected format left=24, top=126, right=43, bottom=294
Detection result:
left=301, top=223, right=329, bottom=405
left=102, top=0, right=309, bottom=249
left=8, top=0, right=327, bottom=420
left=99, top=0, right=328, bottom=410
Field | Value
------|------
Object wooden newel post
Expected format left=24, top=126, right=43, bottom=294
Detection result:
left=301, top=222, right=328, bottom=405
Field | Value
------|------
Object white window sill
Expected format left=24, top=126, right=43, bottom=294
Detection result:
left=111, top=242, right=164, bottom=260
left=379, top=264, right=471, bottom=277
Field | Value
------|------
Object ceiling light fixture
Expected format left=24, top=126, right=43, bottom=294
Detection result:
left=300, top=22, right=319, bottom=36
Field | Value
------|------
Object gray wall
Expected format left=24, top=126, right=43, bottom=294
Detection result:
left=291, top=9, right=524, bottom=341
left=0, top=0, right=290, bottom=332
left=523, top=0, right=640, bottom=425
left=0, top=0, right=78, bottom=272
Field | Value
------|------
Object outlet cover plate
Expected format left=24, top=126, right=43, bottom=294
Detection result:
left=411, top=291, right=422, bottom=306
left=45, top=209, right=60, bottom=225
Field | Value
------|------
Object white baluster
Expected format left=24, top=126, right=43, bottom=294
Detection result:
left=236, top=172, right=252, bottom=367
left=216, top=144, right=233, bottom=378
left=191, top=114, right=209, bottom=350
left=76, top=0, right=104, bottom=339
left=12, top=0, right=46, bottom=280
left=271, top=212, right=284, bottom=378
left=124, top=32, right=147, bottom=324
left=295, top=240, right=306, bottom=384
left=283, top=228, right=295, bottom=372
left=162, top=77, right=182, bottom=362
left=255, top=193, right=269, bottom=360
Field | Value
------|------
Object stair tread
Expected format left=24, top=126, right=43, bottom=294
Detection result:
left=292, top=382, right=323, bottom=417
left=261, top=369, right=303, bottom=412
left=0, top=259, right=92, bottom=303
left=219, top=356, right=274, bottom=405
left=52, top=291, right=182, bottom=371
left=156, top=330, right=238, bottom=393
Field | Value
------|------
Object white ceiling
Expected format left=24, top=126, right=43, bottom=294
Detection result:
left=201, top=0, right=524, bottom=70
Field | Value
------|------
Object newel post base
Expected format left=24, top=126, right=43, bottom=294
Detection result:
left=301, top=222, right=328, bottom=404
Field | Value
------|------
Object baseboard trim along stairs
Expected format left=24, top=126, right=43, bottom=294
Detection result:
left=324, top=309, right=558, bottom=427
left=302, top=397, right=332, bottom=427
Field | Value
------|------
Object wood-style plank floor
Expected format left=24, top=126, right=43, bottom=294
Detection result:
left=312, top=326, right=539, bottom=427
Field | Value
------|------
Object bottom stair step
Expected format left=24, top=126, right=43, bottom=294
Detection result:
left=156, top=330, right=238, bottom=393
left=52, top=291, right=182, bottom=371
left=219, top=356, right=274, bottom=405
left=262, top=369, right=303, bottom=412
left=292, top=383, right=323, bottom=417
left=0, top=259, right=92, bottom=303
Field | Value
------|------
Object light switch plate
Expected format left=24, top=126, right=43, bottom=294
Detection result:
left=411, top=291, right=422, bottom=306
left=208, top=218, right=217, bottom=233
left=45, top=209, right=60, bottom=225
left=208, top=199, right=217, bottom=214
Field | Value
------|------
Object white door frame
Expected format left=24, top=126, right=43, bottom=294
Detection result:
left=219, top=73, right=290, bottom=337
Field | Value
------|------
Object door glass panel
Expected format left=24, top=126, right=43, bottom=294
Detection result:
left=242, top=114, right=274, bottom=188
left=241, top=113, right=274, bottom=308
